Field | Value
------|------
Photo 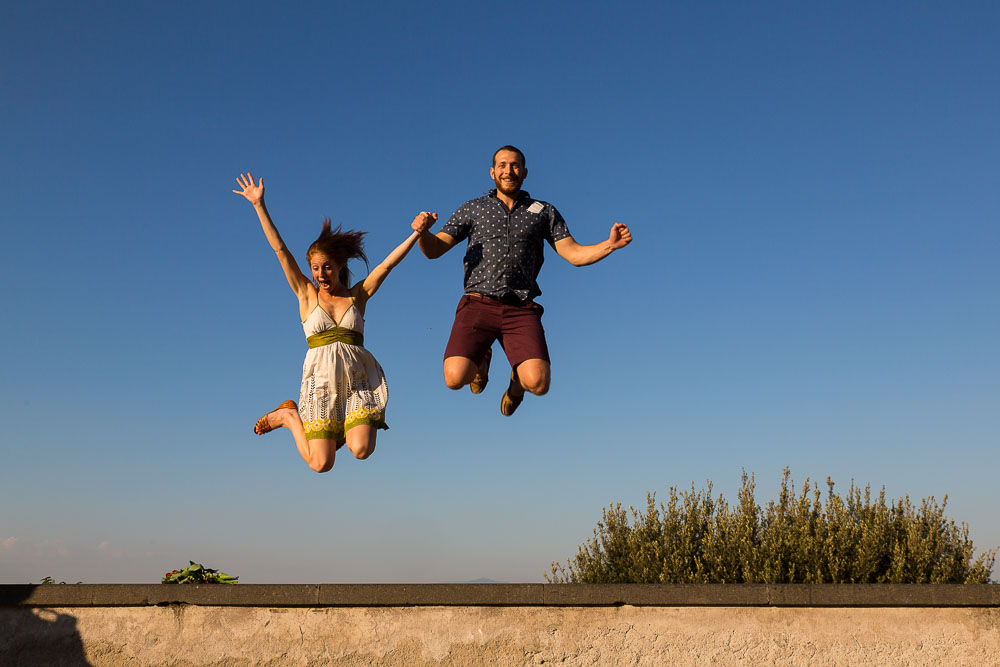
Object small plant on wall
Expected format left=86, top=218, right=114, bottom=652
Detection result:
left=162, top=561, right=238, bottom=584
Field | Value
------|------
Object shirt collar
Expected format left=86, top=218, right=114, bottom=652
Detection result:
left=486, top=188, right=531, bottom=202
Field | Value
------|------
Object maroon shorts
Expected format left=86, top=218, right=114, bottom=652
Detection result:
left=444, top=294, right=550, bottom=368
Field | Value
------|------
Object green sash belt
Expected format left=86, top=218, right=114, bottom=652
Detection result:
left=307, top=327, right=364, bottom=348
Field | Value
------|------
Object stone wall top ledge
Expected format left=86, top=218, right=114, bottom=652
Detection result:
left=2, top=583, right=997, bottom=608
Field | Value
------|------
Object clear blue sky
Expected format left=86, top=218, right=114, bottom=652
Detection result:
left=2, top=1, right=997, bottom=583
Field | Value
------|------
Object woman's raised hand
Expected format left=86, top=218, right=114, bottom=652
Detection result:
left=233, top=172, right=264, bottom=205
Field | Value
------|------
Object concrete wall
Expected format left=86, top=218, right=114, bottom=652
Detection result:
left=3, top=584, right=998, bottom=665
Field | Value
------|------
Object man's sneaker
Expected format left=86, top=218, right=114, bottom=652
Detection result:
left=500, top=370, right=524, bottom=416
left=469, top=348, right=492, bottom=394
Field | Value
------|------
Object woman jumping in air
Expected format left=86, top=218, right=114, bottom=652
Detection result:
left=233, top=172, right=435, bottom=473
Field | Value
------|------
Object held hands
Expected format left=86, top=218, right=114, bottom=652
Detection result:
left=609, top=222, right=632, bottom=250
left=233, top=173, right=264, bottom=206
left=412, top=211, right=438, bottom=233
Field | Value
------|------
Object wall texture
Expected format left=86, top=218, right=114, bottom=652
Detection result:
left=2, top=584, right=998, bottom=666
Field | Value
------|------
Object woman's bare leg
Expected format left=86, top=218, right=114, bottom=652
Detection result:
left=345, top=424, right=377, bottom=460
left=299, top=438, right=337, bottom=473
left=257, top=405, right=337, bottom=473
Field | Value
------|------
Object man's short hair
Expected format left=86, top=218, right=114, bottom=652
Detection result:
left=492, top=145, right=526, bottom=167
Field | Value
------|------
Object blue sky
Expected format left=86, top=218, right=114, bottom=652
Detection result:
left=2, top=1, right=997, bottom=583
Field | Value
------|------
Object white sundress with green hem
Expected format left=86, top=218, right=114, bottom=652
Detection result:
left=299, top=300, right=388, bottom=441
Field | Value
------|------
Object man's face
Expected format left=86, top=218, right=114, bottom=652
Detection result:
left=491, top=150, right=527, bottom=196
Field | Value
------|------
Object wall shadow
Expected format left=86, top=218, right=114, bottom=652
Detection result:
left=0, top=585, right=92, bottom=666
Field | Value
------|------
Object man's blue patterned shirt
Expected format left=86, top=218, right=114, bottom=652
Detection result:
left=441, top=189, right=571, bottom=303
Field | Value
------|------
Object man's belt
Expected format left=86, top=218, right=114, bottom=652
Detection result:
left=466, top=292, right=531, bottom=307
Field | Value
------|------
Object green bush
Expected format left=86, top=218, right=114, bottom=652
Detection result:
left=548, top=469, right=996, bottom=584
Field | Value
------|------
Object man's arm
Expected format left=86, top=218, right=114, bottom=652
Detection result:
left=411, top=216, right=458, bottom=259
left=553, top=222, right=633, bottom=267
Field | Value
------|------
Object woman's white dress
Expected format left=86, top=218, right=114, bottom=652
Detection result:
left=299, top=302, right=388, bottom=441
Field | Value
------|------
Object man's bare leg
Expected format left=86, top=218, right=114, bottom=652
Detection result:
left=444, top=356, right=480, bottom=390
left=513, top=359, right=550, bottom=395
left=502, top=358, right=550, bottom=416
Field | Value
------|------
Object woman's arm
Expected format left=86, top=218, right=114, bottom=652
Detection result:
left=355, top=212, right=437, bottom=301
left=233, top=173, right=313, bottom=300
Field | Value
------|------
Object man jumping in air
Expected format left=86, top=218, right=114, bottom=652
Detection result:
left=412, top=145, right=633, bottom=416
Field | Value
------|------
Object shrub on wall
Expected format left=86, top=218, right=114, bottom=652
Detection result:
left=162, top=562, right=238, bottom=584
left=548, top=469, right=996, bottom=584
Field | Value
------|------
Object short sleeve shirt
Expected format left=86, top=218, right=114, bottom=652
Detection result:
left=441, top=189, right=571, bottom=303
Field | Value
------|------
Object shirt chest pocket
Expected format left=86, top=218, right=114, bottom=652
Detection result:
left=511, top=212, right=551, bottom=243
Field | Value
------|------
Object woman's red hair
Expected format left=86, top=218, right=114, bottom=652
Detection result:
left=306, top=219, right=368, bottom=287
